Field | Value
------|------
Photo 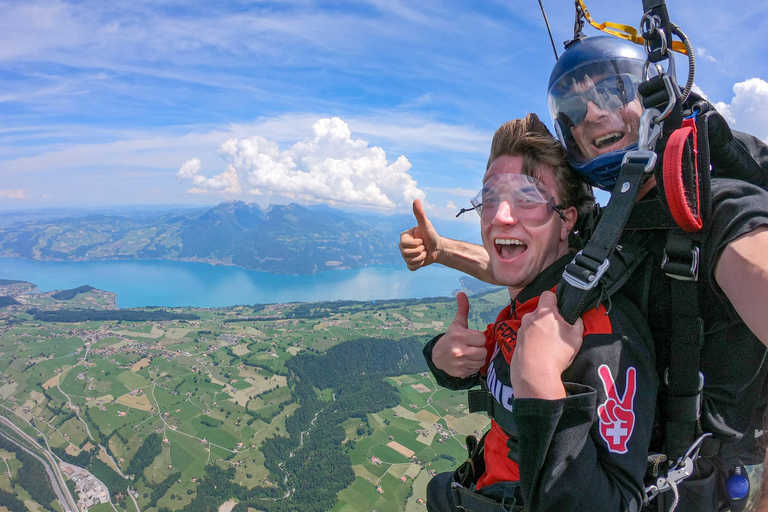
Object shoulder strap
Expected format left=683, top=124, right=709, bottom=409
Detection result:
left=557, top=154, right=654, bottom=324
left=662, top=230, right=705, bottom=459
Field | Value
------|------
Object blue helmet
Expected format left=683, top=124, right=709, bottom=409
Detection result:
left=547, top=36, right=647, bottom=190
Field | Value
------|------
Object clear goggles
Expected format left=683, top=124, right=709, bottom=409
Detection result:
left=458, top=173, right=566, bottom=226
left=553, top=74, right=638, bottom=127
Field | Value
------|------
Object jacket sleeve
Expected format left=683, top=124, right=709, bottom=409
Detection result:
left=423, top=333, right=483, bottom=390
left=512, top=293, right=657, bottom=512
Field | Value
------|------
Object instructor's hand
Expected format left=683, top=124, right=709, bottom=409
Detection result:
left=400, top=199, right=441, bottom=270
left=432, top=292, right=487, bottom=377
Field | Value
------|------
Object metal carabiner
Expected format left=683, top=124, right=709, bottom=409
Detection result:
left=638, top=107, right=663, bottom=153
left=645, top=433, right=712, bottom=503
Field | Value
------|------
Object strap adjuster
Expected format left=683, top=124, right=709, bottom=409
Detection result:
left=621, top=150, right=658, bottom=173
left=661, top=247, right=700, bottom=281
left=562, top=250, right=610, bottom=291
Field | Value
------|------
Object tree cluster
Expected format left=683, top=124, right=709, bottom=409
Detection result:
left=51, top=285, right=95, bottom=301
left=146, top=471, right=181, bottom=508
left=27, top=308, right=200, bottom=322
left=127, top=432, right=162, bottom=477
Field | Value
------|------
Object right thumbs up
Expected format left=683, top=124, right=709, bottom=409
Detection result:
left=431, top=292, right=488, bottom=377
left=452, top=291, right=470, bottom=329
left=399, top=199, right=441, bottom=271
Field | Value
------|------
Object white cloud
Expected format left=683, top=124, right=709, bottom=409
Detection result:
left=177, top=156, right=241, bottom=194
left=696, top=47, right=718, bottom=64
left=0, top=189, right=27, bottom=199
left=179, top=117, right=426, bottom=209
left=714, top=78, right=768, bottom=143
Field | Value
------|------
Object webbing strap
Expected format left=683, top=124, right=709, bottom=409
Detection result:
left=664, top=232, right=704, bottom=459
left=557, top=158, right=650, bottom=324
left=468, top=388, right=518, bottom=438
left=642, top=0, right=675, bottom=64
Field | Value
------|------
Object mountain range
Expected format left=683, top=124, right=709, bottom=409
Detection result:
left=0, top=201, right=414, bottom=274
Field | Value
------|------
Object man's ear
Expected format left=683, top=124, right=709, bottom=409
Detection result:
left=561, top=206, right=578, bottom=241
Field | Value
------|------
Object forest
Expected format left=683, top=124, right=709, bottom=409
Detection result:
left=27, top=308, right=200, bottom=322
left=51, top=285, right=95, bottom=300
left=126, top=433, right=163, bottom=477
left=165, top=335, right=429, bottom=512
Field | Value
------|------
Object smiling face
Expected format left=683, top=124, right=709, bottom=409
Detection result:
left=480, top=155, right=577, bottom=298
left=558, top=73, right=643, bottom=160
left=570, top=95, right=642, bottom=160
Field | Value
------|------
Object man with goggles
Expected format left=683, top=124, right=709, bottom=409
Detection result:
left=421, top=114, right=656, bottom=512
left=402, top=35, right=768, bottom=512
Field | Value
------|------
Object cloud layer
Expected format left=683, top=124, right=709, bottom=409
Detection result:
left=714, top=78, right=768, bottom=143
left=177, top=117, right=425, bottom=209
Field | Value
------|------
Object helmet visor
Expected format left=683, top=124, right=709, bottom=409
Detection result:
left=548, top=59, right=644, bottom=166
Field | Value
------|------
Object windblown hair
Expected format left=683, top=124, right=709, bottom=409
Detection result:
left=486, top=113, right=594, bottom=223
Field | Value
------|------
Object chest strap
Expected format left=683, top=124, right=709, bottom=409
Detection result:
left=468, top=385, right=518, bottom=438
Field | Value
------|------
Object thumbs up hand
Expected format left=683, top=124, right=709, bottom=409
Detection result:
left=432, top=292, right=488, bottom=378
left=400, top=199, right=442, bottom=270
left=510, top=291, right=584, bottom=399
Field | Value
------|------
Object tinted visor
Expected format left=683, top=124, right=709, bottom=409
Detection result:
left=555, top=74, right=636, bottom=126
left=548, top=58, right=645, bottom=166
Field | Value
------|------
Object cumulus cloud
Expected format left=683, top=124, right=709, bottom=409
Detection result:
left=714, top=78, right=768, bottom=143
left=176, top=157, right=241, bottom=194
left=178, top=117, right=425, bottom=209
left=0, top=189, right=26, bottom=199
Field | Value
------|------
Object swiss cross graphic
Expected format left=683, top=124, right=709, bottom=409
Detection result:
left=597, top=365, right=637, bottom=454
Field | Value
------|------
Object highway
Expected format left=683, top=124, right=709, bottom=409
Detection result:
left=0, top=416, right=79, bottom=512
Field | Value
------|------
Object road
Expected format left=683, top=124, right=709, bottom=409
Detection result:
left=0, top=419, right=77, bottom=512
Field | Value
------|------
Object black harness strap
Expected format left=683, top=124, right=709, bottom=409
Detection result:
left=468, top=386, right=518, bottom=438
left=662, top=231, right=704, bottom=459
left=557, top=157, right=652, bottom=325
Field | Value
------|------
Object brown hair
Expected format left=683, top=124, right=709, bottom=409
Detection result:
left=486, top=113, right=593, bottom=223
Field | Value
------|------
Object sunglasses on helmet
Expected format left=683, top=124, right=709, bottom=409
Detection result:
left=555, top=74, right=637, bottom=127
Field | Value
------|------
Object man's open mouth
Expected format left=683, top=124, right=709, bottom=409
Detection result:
left=495, top=238, right=526, bottom=259
left=593, top=131, right=625, bottom=149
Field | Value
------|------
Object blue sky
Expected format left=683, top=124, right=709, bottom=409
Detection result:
left=2, top=0, right=767, bottom=219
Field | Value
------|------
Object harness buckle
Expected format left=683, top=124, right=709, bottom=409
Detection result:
left=661, top=247, right=700, bottom=281
left=562, top=250, right=610, bottom=291
left=621, top=150, right=658, bottom=174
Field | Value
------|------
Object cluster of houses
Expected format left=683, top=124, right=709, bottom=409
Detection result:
left=61, top=464, right=109, bottom=509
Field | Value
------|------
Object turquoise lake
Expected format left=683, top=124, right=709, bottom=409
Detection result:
left=0, top=258, right=466, bottom=308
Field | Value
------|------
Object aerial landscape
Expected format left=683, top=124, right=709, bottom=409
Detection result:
left=0, top=278, right=505, bottom=512
left=2, top=1, right=766, bottom=512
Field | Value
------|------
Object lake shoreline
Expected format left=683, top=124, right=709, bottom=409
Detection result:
left=0, top=257, right=464, bottom=309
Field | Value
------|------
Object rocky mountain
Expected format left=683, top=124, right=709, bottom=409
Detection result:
left=0, top=201, right=402, bottom=274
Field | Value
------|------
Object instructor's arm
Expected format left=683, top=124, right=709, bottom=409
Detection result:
left=715, top=226, right=768, bottom=348
left=399, top=199, right=500, bottom=285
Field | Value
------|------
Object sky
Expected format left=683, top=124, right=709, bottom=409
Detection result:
left=2, top=0, right=768, bottom=220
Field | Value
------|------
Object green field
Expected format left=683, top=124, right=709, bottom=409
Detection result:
left=0, top=282, right=507, bottom=512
